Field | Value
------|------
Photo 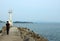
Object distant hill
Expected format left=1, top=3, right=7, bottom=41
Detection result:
left=0, top=20, right=5, bottom=23
left=13, top=21, right=33, bottom=23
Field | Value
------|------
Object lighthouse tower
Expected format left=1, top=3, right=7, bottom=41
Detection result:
left=8, top=10, right=13, bottom=26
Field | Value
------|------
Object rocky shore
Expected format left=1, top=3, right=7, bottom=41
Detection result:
left=0, top=26, right=48, bottom=41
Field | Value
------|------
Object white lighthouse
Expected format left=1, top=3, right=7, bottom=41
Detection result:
left=8, top=10, right=13, bottom=26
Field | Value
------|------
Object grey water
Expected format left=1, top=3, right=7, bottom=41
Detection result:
left=0, top=23, right=60, bottom=41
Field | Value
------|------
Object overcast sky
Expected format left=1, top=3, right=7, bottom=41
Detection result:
left=0, top=0, right=60, bottom=22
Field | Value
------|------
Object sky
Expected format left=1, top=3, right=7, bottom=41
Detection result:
left=0, top=0, right=60, bottom=22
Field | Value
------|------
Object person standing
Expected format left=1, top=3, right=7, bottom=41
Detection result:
left=6, top=21, right=10, bottom=35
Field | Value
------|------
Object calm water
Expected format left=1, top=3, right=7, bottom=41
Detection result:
left=0, top=23, right=60, bottom=41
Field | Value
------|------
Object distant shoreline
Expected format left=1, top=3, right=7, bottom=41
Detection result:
left=0, top=20, right=5, bottom=23
left=13, top=21, right=33, bottom=23
left=0, top=20, right=33, bottom=23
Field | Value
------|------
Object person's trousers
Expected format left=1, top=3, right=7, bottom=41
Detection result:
left=6, top=29, right=9, bottom=35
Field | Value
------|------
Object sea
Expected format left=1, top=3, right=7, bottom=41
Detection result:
left=0, top=22, right=60, bottom=41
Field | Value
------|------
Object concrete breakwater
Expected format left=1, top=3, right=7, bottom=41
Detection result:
left=0, top=26, right=48, bottom=41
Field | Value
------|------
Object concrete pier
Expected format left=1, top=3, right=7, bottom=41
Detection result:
left=0, top=26, right=48, bottom=41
